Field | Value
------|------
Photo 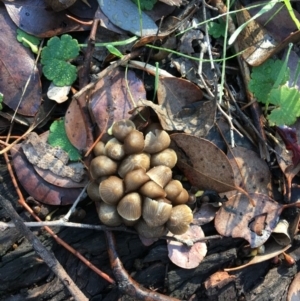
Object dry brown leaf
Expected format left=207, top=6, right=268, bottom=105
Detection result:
left=11, top=144, right=82, bottom=205
left=224, top=242, right=291, bottom=272
left=89, top=68, right=146, bottom=133
left=167, top=225, right=207, bottom=269
left=215, top=193, right=283, bottom=248
left=287, top=272, right=300, bottom=301
left=0, top=7, right=42, bottom=116
left=171, top=134, right=236, bottom=192
left=227, top=146, right=272, bottom=196
left=139, top=78, right=215, bottom=137
left=236, top=2, right=300, bottom=66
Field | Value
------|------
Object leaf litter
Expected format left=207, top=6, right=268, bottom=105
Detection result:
left=2, top=0, right=300, bottom=299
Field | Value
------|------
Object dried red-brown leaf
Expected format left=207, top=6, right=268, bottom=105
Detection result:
left=204, top=271, right=236, bottom=293
left=3, top=0, right=90, bottom=37
left=0, top=7, right=41, bottom=116
left=215, top=193, right=283, bottom=248
left=139, top=78, right=215, bottom=137
left=89, top=68, right=146, bottom=133
left=11, top=144, right=82, bottom=205
left=287, top=271, right=300, bottom=301
left=167, top=225, right=207, bottom=269
left=171, top=134, right=236, bottom=192
left=65, top=99, right=87, bottom=151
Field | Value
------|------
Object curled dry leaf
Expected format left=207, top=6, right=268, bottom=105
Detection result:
left=215, top=193, right=283, bottom=248
left=204, top=271, right=236, bottom=295
left=167, top=225, right=207, bottom=269
left=287, top=272, right=300, bottom=301
left=171, top=134, right=236, bottom=192
left=0, top=7, right=41, bottom=116
left=139, top=77, right=215, bottom=137
left=224, top=242, right=291, bottom=272
left=11, top=144, right=82, bottom=205
left=3, top=0, right=90, bottom=37
left=236, top=2, right=300, bottom=66
left=89, top=68, right=146, bottom=133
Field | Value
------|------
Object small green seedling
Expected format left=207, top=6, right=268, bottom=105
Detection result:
left=0, top=93, right=3, bottom=110
left=130, top=0, right=157, bottom=10
left=48, top=119, right=81, bottom=161
left=249, top=57, right=300, bottom=126
left=106, top=45, right=124, bottom=58
left=41, top=34, right=80, bottom=87
left=16, top=29, right=41, bottom=54
left=208, top=19, right=226, bottom=39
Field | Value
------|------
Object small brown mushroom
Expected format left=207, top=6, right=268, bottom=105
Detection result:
left=123, top=130, right=145, bottom=154
left=117, top=192, right=142, bottom=222
left=144, top=129, right=171, bottom=154
left=112, top=119, right=136, bottom=141
left=142, top=197, right=172, bottom=227
left=99, top=176, right=124, bottom=205
left=90, top=155, right=118, bottom=179
left=150, top=148, right=177, bottom=168
left=135, top=219, right=168, bottom=238
left=139, top=181, right=167, bottom=198
left=124, top=168, right=150, bottom=193
left=146, top=165, right=172, bottom=188
left=96, top=201, right=122, bottom=226
left=166, top=204, right=193, bottom=235
left=118, top=153, right=150, bottom=178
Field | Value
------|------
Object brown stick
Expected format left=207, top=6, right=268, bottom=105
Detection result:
left=105, top=230, right=180, bottom=301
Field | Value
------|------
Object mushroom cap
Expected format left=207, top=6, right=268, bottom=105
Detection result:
left=118, top=153, right=150, bottom=178
left=96, top=201, right=122, bottom=226
left=90, top=155, right=118, bottom=179
left=135, top=219, right=168, bottom=238
left=150, top=148, right=177, bottom=168
left=143, top=197, right=172, bottom=227
left=117, top=192, right=142, bottom=221
left=124, top=168, right=150, bottom=193
left=105, top=138, right=125, bottom=160
left=172, top=188, right=189, bottom=205
left=99, top=176, right=125, bottom=205
left=87, top=181, right=102, bottom=202
left=164, top=180, right=183, bottom=202
left=93, top=141, right=106, bottom=157
left=112, top=119, right=136, bottom=141
left=166, top=204, right=193, bottom=235
left=146, top=165, right=172, bottom=188
left=144, top=129, right=171, bottom=154
left=123, top=130, right=145, bottom=154
left=139, top=181, right=167, bottom=199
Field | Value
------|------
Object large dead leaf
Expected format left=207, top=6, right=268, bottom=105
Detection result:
left=11, top=144, right=82, bottom=205
left=138, top=77, right=215, bottom=137
left=215, top=193, right=283, bottom=248
left=3, top=0, right=90, bottom=37
left=89, top=68, right=146, bottom=133
left=167, top=225, right=207, bottom=269
left=0, top=7, right=41, bottom=116
left=227, top=146, right=272, bottom=196
left=171, top=134, right=236, bottom=192
left=287, top=272, right=300, bottom=301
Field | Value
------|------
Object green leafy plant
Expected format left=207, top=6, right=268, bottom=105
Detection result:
left=41, top=34, right=80, bottom=87
left=130, top=0, right=157, bottom=10
left=0, top=93, right=3, bottom=110
left=48, top=119, right=81, bottom=161
left=16, top=29, right=41, bottom=54
left=249, top=58, right=300, bottom=126
left=208, top=19, right=226, bottom=38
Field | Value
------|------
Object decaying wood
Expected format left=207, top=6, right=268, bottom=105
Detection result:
left=21, top=132, right=84, bottom=182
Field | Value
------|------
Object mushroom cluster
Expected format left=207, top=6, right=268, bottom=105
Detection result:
left=87, top=119, right=193, bottom=238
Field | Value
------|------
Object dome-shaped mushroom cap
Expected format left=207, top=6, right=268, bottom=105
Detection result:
left=99, top=176, right=124, bottom=205
left=117, top=192, right=142, bottom=221
left=167, top=204, right=193, bottom=235
left=90, top=156, right=118, bottom=179
left=118, top=153, right=150, bottom=178
left=112, top=119, right=136, bottom=141
left=144, top=129, right=171, bottom=154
